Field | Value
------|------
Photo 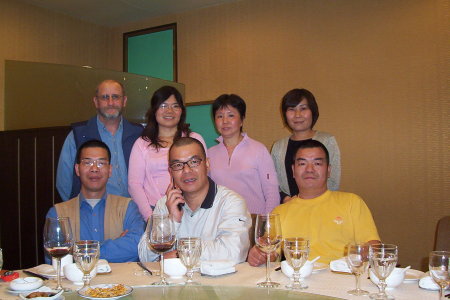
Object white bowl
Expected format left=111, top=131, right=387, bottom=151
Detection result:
left=19, top=287, right=63, bottom=300
left=10, top=277, right=43, bottom=291
left=370, top=267, right=406, bottom=289
left=164, top=258, right=187, bottom=278
left=63, top=263, right=97, bottom=285
left=281, top=260, right=314, bottom=278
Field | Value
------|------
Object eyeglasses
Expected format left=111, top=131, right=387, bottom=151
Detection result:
left=159, top=103, right=181, bottom=111
left=80, top=159, right=109, bottom=168
left=97, top=94, right=123, bottom=101
left=169, top=157, right=203, bottom=171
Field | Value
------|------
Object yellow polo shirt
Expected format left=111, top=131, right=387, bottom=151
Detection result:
left=273, top=190, right=380, bottom=264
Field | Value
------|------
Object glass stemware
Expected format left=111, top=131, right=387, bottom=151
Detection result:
left=255, top=213, right=282, bottom=288
left=429, top=251, right=450, bottom=300
left=147, top=214, right=176, bottom=286
left=43, top=217, right=74, bottom=291
left=283, top=238, right=309, bottom=289
left=73, top=240, right=100, bottom=289
left=369, top=243, right=398, bottom=300
left=345, top=242, right=370, bottom=296
left=177, top=237, right=202, bottom=285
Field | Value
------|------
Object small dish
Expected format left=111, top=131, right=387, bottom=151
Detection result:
left=10, top=277, right=43, bottom=291
left=78, top=284, right=133, bottom=299
left=19, top=287, right=63, bottom=300
left=404, top=269, right=425, bottom=282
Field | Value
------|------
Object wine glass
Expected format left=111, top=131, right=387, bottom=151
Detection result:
left=147, top=214, right=176, bottom=286
left=43, top=217, right=73, bottom=291
left=177, top=237, right=202, bottom=285
left=283, top=237, right=309, bottom=289
left=73, top=240, right=100, bottom=289
left=429, top=251, right=450, bottom=300
left=369, top=244, right=398, bottom=300
left=345, top=242, right=370, bottom=296
left=254, top=213, right=282, bottom=288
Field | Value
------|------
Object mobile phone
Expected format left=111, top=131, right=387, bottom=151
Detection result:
left=173, top=177, right=184, bottom=211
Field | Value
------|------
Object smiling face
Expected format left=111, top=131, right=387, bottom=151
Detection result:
left=285, top=99, right=313, bottom=133
left=214, top=105, right=243, bottom=139
left=292, top=147, right=330, bottom=197
left=169, top=142, right=209, bottom=197
left=93, top=80, right=127, bottom=121
left=75, top=146, right=112, bottom=197
left=155, top=95, right=182, bottom=130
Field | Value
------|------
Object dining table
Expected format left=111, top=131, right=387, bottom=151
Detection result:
left=1, top=262, right=437, bottom=300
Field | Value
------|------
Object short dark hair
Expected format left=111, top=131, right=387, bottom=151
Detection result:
left=142, top=86, right=191, bottom=151
left=169, top=137, right=206, bottom=161
left=212, top=94, right=246, bottom=127
left=281, top=88, right=319, bottom=129
left=76, top=140, right=111, bottom=163
left=292, top=139, right=329, bottom=165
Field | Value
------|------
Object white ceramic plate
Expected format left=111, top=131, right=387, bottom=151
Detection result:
left=19, top=287, right=64, bottom=300
left=77, top=284, right=133, bottom=299
left=404, top=269, right=425, bottom=282
left=312, top=262, right=328, bottom=272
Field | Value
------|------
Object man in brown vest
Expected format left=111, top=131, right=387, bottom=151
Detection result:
left=46, top=140, right=145, bottom=263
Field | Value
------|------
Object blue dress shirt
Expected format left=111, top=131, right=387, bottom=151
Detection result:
left=45, top=193, right=145, bottom=263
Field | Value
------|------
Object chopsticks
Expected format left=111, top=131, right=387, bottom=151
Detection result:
left=22, top=270, right=49, bottom=280
left=137, top=262, right=153, bottom=275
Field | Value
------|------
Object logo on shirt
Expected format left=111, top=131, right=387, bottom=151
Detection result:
left=333, top=216, right=344, bottom=225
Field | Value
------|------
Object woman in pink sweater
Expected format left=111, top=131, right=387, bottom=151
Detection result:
left=128, top=86, right=206, bottom=220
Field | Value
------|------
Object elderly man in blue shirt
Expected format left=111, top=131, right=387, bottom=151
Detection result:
left=46, top=140, right=145, bottom=263
left=56, top=79, right=142, bottom=201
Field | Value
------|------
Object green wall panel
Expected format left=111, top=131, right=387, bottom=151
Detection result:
left=186, top=104, right=218, bottom=149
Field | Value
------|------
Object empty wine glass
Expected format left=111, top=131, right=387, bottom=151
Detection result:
left=283, top=237, right=309, bottom=289
left=147, top=214, right=176, bottom=286
left=429, top=251, right=450, bottom=300
left=255, top=213, right=282, bottom=288
left=345, top=242, right=370, bottom=296
left=177, top=237, right=202, bottom=285
left=73, top=240, right=100, bottom=289
left=43, top=217, right=74, bottom=291
left=369, top=244, right=398, bottom=300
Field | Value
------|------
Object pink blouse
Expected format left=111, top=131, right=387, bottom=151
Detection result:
left=128, top=132, right=207, bottom=220
left=208, top=133, right=280, bottom=214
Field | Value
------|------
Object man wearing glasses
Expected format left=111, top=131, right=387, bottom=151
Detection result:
left=46, top=140, right=144, bottom=263
left=138, top=137, right=251, bottom=264
left=56, top=79, right=143, bottom=201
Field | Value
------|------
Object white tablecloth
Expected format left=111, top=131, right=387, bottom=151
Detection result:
left=1, top=262, right=436, bottom=300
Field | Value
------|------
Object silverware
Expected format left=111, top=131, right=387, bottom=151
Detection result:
left=22, top=270, right=49, bottom=280
left=137, top=262, right=153, bottom=275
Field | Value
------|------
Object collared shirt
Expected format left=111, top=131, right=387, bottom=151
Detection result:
left=46, top=193, right=145, bottom=263
left=56, top=116, right=129, bottom=201
left=138, top=178, right=251, bottom=264
left=208, top=133, right=280, bottom=214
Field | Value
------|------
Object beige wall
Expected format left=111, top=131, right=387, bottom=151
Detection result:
left=0, top=0, right=120, bottom=130
left=117, top=0, right=450, bottom=269
left=1, top=0, right=448, bottom=270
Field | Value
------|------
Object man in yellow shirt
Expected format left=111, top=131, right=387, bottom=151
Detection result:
left=248, top=140, right=380, bottom=265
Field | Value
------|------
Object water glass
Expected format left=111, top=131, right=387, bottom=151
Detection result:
left=429, top=251, right=450, bottom=300
left=177, top=237, right=202, bottom=285
left=345, top=243, right=370, bottom=296
left=73, top=240, right=100, bottom=289
left=283, top=238, right=309, bottom=289
left=369, top=244, right=398, bottom=300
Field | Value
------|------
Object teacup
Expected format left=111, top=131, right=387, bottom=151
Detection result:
left=63, top=263, right=97, bottom=285
left=369, top=267, right=406, bottom=289
left=164, top=258, right=187, bottom=278
left=281, top=260, right=314, bottom=278
left=52, top=254, right=73, bottom=276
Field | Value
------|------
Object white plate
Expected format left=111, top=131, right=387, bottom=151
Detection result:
left=77, top=284, right=133, bottom=299
left=312, top=262, right=328, bottom=272
left=19, top=287, right=64, bottom=300
left=404, top=269, right=425, bottom=282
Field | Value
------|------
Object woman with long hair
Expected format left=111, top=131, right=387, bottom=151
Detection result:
left=128, top=86, right=207, bottom=220
left=271, top=88, right=341, bottom=203
left=208, top=94, right=279, bottom=214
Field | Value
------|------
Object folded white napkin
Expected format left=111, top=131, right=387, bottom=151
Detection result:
left=96, top=259, right=111, bottom=273
left=329, top=257, right=352, bottom=273
left=200, top=260, right=236, bottom=276
left=419, top=275, right=440, bottom=290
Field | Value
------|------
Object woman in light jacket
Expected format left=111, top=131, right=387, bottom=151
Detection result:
left=271, top=88, right=341, bottom=203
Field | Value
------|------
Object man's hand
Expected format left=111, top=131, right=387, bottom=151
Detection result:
left=165, top=178, right=185, bottom=223
left=247, top=246, right=278, bottom=266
